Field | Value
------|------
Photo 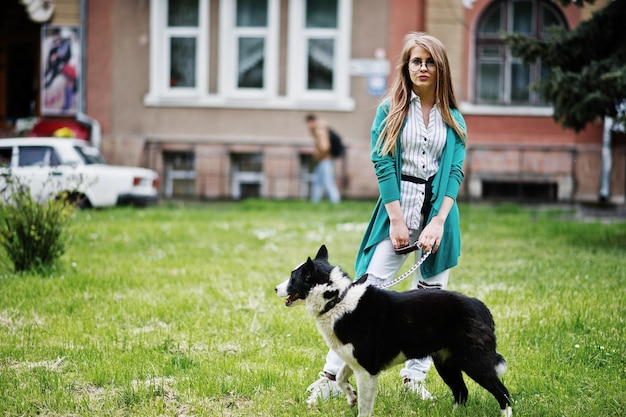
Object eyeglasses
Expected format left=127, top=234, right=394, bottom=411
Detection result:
left=408, top=58, right=436, bottom=72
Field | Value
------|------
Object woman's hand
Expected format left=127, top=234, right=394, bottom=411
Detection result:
left=389, top=217, right=410, bottom=249
left=419, top=215, right=444, bottom=253
left=420, top=196, right=455, bottom=253
left=385, top=200, right=409, bottom=249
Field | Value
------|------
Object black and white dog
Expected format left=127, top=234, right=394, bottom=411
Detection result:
left=275, top=245, right=512, bottom=417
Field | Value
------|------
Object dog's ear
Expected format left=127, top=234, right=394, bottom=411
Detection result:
left=304, top=256, right=317, bottom=278
left=316, top=245, right=328, bottom=260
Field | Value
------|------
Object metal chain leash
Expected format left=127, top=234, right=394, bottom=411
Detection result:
left=376, top=249, right=431, bottom=289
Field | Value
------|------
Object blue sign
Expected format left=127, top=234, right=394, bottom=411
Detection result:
left=367, top=75, right=386, bottom=97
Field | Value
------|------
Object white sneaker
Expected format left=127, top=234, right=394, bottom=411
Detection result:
left=305, top=372, right=343, bottom=406
left=402, top=378, right=436, bottom=400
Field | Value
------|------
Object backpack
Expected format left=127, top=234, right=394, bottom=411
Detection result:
left=328, top=128, right=345, bottom=158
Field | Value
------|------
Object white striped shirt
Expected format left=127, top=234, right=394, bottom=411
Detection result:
left=400, top=93, right=447, bottom=230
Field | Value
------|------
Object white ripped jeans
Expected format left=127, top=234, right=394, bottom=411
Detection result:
left=322, top=229, right=450, bottom=382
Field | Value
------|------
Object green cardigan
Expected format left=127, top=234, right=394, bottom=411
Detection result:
left=354, top=99, right=467, bottom=279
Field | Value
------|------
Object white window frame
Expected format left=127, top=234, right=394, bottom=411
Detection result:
left=145, top=0, right=354, bottom=111
left=287, top=0, right=353, bottom=110
left=145, top=0, right=209, bottom=102
left=218, top=0, right=279, bottom=99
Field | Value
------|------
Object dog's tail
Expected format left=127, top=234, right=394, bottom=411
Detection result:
left=495, top=353, right=507, bottom=378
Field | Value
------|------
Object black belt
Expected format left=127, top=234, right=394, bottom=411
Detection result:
left=401, top=174, right=434, bottom=216
left=401, top=174, right=429, bottom=184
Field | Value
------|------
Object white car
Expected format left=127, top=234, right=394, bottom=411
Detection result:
left=0, top=137, right=159, bottom=208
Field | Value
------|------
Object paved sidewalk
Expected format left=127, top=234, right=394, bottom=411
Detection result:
left=575, top=203, right=626, bottom=223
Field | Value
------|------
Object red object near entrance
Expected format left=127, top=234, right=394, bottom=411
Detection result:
left=29, top=118, right=90, bottom=140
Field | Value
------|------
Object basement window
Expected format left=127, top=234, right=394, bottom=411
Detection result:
left=163, top=151, right=196, bottom=199
left=299, top=153, right=315, bottom=199
left=231, top=152, right=264, bottom=199
left=482, top=180, right=557, bottom=201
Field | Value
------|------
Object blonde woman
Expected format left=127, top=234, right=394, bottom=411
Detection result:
left=305, top=32, right=467, bottom=405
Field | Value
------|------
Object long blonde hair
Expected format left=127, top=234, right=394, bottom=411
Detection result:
left=375, top=32, right=466, bottom=155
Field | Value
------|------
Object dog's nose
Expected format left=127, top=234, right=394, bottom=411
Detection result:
left=275, top=280, right=289, bottom=297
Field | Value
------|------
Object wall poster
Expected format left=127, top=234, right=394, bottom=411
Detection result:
left=41, top=26, right=81, bottom=115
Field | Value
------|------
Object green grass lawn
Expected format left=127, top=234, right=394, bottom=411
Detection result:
left=0, top=200, right=624, bottom=416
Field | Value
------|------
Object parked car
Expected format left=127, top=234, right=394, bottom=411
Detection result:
left=0, top=137, right=159, bottom=208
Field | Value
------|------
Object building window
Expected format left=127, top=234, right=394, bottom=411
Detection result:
left=482, top=180, right=557, bottom=201
left=305, top=0, right=338, bottom=90
left=168, top=0, right=199, bottom=88
left=236, top=0, right=267, bottom=88
left=475, top=0, right=567, bottom=106
left=146, top=0, right=354, bottom=110
left=288, top=0, right=352, bottom=105
left=231, top=153, right=264, bottom=199
left=163, top=151, right=196, bottom=199
left=219, top=0, right=279, bottom=98
left=148, top=0, right=208, bottom=99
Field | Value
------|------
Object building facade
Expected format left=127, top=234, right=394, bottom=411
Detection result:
left=1, top=0, right=624, bottom=203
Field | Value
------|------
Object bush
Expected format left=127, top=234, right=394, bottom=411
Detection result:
left=0, top=174, right=75, bottom=273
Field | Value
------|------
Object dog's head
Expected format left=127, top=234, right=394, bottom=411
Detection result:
left=275, top=245, right=346, bottom=309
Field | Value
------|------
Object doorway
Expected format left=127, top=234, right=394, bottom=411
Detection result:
left=0, top=1, right=40, bottom=136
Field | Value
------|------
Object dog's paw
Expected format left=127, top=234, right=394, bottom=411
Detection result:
left=501, top=406, right=513, bottom=417
left=345, top=385, right=357, bottom=407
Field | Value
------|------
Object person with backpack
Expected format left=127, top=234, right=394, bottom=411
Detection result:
left=305, top=113, right=341, bottom=204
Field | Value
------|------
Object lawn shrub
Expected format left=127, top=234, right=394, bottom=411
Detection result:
left=0, top=174, right=75, bottom=272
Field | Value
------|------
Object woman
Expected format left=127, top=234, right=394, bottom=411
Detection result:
left=305, top=32, right=467, bottom=405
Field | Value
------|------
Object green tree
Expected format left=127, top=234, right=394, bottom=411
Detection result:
left=503, top=0, right=626, bottom=131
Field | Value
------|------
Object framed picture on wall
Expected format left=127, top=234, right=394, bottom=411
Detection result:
left=41, top=25, right=81, bottom=115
